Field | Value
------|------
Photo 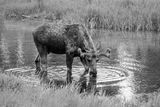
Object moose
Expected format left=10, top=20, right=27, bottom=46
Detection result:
left=32, top=23, right=110, bottom=84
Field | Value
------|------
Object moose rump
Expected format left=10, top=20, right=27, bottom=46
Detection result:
left=33, top=24, right=66, bottom=54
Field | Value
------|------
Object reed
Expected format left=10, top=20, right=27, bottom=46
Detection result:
left=2, top=0, right=160, bottom=31
left=4, top=1, right=39, bottom=20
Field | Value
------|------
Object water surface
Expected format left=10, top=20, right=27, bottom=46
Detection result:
left=1, top=22, right=160, bottom=100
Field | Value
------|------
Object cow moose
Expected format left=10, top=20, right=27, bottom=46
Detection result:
left=32, top=23, right=110, bottom=84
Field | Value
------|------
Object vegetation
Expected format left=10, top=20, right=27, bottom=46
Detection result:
left=0, top=73, right=160, bottom=107
left=1, top=0, right=160, bottom=32
left=1, top=0, right=160, bottom=107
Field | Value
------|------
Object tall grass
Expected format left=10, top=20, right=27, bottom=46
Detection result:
left=4, top=1, right=39, bottom=20
left=2, top=0, right=160, bottom=31
left=0, top=73, right=160, bottom=107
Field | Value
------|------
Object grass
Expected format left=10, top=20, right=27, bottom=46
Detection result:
left=2, top=0, right=160, bottom=31
left=4, top=1, right=39, bottom=20
left=0, top=73, right=160, bottom=107
left=1, top=0, right=160, bottom=32
left=42, top=0, right=160, bottom=32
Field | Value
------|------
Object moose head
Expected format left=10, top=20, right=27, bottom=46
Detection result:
left=78, top=43, right=111, bottom=78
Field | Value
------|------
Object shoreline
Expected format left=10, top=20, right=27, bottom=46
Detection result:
left=3, top=0, right=160, bottom=32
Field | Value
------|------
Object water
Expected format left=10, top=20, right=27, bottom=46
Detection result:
left=1, top=22, right=160, bottom=100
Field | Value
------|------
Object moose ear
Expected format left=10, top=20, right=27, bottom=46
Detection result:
left=78, top=48, right=85, bottom=57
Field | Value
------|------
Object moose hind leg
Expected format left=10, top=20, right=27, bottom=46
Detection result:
left=35, top=54, right=41, bottom=75
left=37, top=45, right=49, bottom=84
left=66, top=54, right=74, bottom=84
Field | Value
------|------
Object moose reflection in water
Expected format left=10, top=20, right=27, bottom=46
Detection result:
left=32, top=23, right=111, bottom=88
left=78, top=74, right=98, bottom=93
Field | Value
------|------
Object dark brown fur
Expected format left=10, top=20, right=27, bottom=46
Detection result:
left=33, top=23, right=110, bottom=84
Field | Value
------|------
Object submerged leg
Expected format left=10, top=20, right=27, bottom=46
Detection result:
left=66, top=54, right=74, bottom=84
left=36, top=44, right=49, bottom=84
left=39, top=52, right=49, bottom=84
left=35, top=54, right=41, bottom=75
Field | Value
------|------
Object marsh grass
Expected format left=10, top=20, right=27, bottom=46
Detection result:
left=2, top=0, right=160, bottom=31
left=0, top=73, right=160, bottom=107
left=0, top=73, right=23, bottom=92
left=4, top=1, right=39, bottom=20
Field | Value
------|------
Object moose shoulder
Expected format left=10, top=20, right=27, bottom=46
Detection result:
left=33, top=23, right=110, bottom=84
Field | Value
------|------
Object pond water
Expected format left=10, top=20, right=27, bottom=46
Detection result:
left=1, top=22, right=160, bottom=100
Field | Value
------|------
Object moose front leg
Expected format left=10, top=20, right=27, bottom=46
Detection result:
left=80, top=57, right=89, bottom=76
left=35, top=54, right=41, bottom=75
left=78, top=48, right=89, bottom=76
left=66, top=54, right=74, bottom=84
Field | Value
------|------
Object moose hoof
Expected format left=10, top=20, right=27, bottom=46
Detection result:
left=35, top=70, right=40, bottom=75
left=39, top=71, right=47, bottom=79
left=40, top=77, right=50, bottom=85
left=66, top=77, right=73, bottom=84
left=35, top=67, right=41, bottom=75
